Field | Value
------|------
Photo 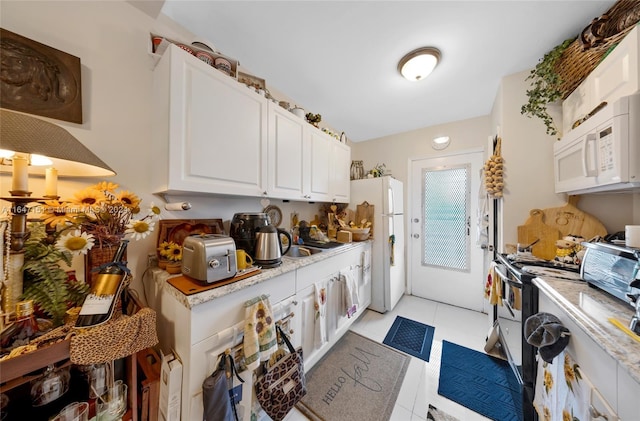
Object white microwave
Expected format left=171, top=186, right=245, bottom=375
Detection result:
left=554, top=93, right=640, bottom=194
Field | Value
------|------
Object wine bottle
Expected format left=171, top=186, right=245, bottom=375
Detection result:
left=0, top=300, right=39, bottom=355
left=75, top=240, right=129, bottom=328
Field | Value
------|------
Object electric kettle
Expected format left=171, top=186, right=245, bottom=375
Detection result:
left=254, top=225, right=292, bottom=268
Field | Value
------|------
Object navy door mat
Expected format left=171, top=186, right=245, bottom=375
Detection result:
left=438, top=340, right=523, bottom=421
left=382, top=316, right=435, bottom=362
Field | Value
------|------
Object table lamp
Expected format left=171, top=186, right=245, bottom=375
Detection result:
left=0, top=108, right=116, bottom=315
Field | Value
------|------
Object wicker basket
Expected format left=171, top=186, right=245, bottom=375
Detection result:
left=555, top=0, right=640, bottom=99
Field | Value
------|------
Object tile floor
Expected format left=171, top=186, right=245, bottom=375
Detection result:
left=286, top=294, right=518, bottom=421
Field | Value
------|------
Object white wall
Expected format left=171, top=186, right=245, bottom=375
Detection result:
left=351, top=115, right=490, bottom=187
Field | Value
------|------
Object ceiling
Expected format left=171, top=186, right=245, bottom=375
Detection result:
left=158, top=1, right=615, bottom=142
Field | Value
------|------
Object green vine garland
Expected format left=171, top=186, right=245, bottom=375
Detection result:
left=521, top=37, right=576, bottom=138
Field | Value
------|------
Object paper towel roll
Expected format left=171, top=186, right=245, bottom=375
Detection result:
left=626, top=225, right=640, bottom=248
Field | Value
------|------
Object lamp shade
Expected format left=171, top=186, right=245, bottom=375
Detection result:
left=0, top=109, right=115, bottom=177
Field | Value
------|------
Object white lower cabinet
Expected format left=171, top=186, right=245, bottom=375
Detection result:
left=149, top=242, right=370, bottom=420
left=295, top=243, right=372, bottom=370
left=538, top=291, right=640, bottom=420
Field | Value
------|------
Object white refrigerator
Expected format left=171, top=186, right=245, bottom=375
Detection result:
left=350, top=176, right=405, bottom=313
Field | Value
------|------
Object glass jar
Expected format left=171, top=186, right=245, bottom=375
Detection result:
left=30, top=364, right=70, bottom=407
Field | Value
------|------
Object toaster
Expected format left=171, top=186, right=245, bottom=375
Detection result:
left=181, top=234, right=237, bottom=283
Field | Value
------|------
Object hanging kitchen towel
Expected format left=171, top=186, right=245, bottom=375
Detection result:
left=484, top=261, right=502, bottom=306
left=313, top=282, right=327, bottom=348
left=341, top=267, right=360, bottom=318
left=243, top=295, right=278, bottom=371
left=524, top=312, right=570, bottom=363
left=533, top=351, right=589, bottom=421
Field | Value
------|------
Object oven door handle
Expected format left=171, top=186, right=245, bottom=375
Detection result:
left=494, top=264, right=509, bottom=281
left=495, top=264, right=523, bottom=287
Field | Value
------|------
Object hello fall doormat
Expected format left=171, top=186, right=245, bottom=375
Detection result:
left=296, top=331, right=410, bottom=421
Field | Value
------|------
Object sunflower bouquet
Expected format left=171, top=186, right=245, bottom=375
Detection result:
left=41, top=181, right=160, bottom=252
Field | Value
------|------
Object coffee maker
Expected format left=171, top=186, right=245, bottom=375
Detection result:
left=229, top=213, right=270, bottom=258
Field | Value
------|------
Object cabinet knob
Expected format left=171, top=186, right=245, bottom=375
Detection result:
left=413, top=233, right=420, bottom=239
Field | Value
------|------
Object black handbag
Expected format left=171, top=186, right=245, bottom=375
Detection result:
left=254, top=325, right=307, bottom=421
left=202, top=352, right=244, bottom=421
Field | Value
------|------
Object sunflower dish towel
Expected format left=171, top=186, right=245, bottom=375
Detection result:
left=244, top=294, right=278, bottom=371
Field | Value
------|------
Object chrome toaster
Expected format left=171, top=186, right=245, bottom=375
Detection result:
left=181, top=234, right=237, bottom=283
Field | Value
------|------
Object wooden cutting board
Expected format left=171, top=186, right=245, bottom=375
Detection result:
left=168, top=268, right=261, bottom=296
left=526, top=196, right=607, bottom=240
left=355, top=201, right=375, bottom=237
left=517, top=209, right=562, bottom=260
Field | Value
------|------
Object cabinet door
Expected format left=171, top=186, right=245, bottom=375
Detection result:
left=297, top=281, right=330, bottom=371
left=592, top=26, right=639, bottom=108
left=267, top=103, right=305, bottom=200
left=156, top=45, right=268, bottom=197
left=304, top=129, right=331, bottom=201
left=330, top=141, right=351, bottom=203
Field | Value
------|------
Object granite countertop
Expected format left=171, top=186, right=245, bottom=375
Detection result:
left=152, top=241, right=369, bottom=309
left=533, top=276, right=640, bottom=384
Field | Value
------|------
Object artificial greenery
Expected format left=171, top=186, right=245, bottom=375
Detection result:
left=21, top=223, right=89, bottom=327
left=521, top=37, right=576, bottom=138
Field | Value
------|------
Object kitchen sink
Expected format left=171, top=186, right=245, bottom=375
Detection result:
left=284, top=245, right=325, bottom=258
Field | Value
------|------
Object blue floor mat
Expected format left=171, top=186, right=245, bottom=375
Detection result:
left=382, top=316, right=435, bottom=362
left=438, top=340, right=523, bottom=421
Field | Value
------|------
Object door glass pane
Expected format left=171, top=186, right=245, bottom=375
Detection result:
left=422, top=165, right=470, bottom=271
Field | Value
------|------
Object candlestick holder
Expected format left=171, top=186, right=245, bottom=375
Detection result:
left=1, top=192, right=45, bottom=251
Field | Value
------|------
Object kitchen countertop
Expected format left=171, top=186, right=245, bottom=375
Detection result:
left=152, top=241, right=370, bottom=309
left=533, top=276, right=640, bottom=384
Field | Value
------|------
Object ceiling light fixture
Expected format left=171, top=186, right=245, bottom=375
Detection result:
left=432, top=136, right=450, bottom=150
left=398, top=47, right=441, bottom=81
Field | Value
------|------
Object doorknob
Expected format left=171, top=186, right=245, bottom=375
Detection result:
left=413, top=233, right=419, bottom=239
left=413, top=218, right=419, bottom=223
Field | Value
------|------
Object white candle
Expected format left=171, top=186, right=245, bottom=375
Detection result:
left=11, top=155, right=28, bottom=192
left=45, top=167, right=58, bottom=197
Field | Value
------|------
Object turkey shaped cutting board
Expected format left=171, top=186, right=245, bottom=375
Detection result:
left=526, top=196, right=607, bottom=240
left=517, top=209, right=562, bottom=260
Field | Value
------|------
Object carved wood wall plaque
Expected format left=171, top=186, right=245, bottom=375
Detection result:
left=0, top=28, right=82, bottom=123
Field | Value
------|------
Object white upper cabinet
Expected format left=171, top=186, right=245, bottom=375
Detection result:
left=152, top=44, right=268, bottom=197
left=267, top=103, right=306, bottom=199
left=153, top=43, right=350, bottom=202
left=562, top=26, right=639, bottom=135
left=330, top=141, right=351, bottom=203
left=304, top=129, right=332, bottom=202
left=267, top=103, right=351, bottom=202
